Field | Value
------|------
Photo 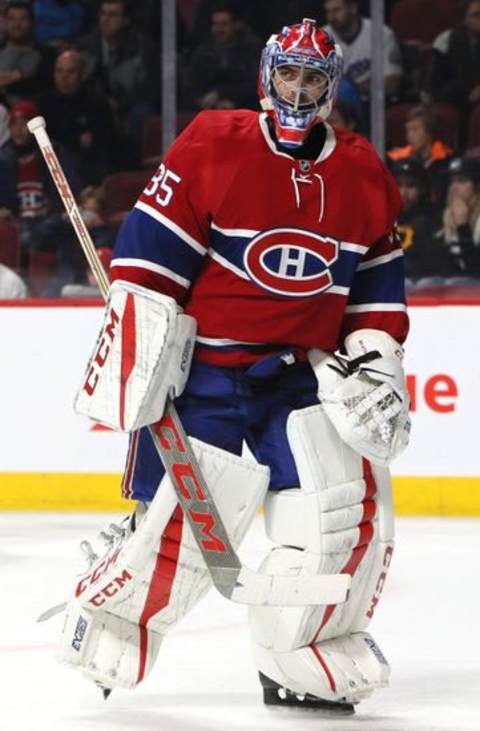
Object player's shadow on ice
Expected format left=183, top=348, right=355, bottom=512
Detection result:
left=80, top=695, right=400, bottom=731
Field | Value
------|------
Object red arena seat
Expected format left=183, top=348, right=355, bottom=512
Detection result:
left=141, top=113, right=197, bottom=168
left=141, top=115, right=162, bottom=168
left=103, top=170, right=156, bottom=227
left=28, top=250, right=56, bottom=297
left=391, top=0, right=460, bottom=47
left=0, top=219, right=20, bottom=271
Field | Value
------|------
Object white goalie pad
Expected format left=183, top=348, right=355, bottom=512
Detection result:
left=249, top=405, right=394, bottom=703
left=309, top=329, right=411, bottom=466
left=59, top=439, right=269, bottom=690
left=74, top=279, right=197, bottom=431
left=254, top=631, right=391, bottom=704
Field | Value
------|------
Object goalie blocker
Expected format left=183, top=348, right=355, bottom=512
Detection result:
left=309, top=329, right=411, bottom=466
left=75, top=280, right=197, bottom=431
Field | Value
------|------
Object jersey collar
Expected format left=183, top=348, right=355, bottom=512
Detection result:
left=258, top=112, right=337, bottom=165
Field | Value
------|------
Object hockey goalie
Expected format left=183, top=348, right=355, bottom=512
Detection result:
left=56, top=17, right=411, bottom=716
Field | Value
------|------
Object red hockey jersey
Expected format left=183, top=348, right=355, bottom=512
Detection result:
left=111, top=110, right=408, bottom=367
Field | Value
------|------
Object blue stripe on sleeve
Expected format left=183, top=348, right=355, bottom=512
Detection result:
left=349, top=256, right=406, bottom=304
left=114, top=208, right=205, bottom=283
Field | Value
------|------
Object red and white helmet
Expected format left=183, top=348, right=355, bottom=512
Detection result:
left=259, top=18, right=343, bottom=148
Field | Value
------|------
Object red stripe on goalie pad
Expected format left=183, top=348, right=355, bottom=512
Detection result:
left=363, top=458, right=377, bottom=498
left=137, top=505, right=183, bottom=684
left=119, top=293, right=136, bottom=430
left=311, top=644, right=337, bottom=693
left=362, top=499, right=376, bottom=523
left=122, top=430, right=139, bottom=499
left=311, top=459, right=377, bottom=642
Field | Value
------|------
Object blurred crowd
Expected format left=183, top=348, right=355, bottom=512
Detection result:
left=0, top=0, right=479, bottom=298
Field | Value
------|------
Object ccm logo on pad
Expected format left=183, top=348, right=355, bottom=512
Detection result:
left=83, top=307, right=120, bottom=395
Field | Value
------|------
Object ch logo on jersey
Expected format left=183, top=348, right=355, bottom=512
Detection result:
left=243, top=227, right=339, bottom=297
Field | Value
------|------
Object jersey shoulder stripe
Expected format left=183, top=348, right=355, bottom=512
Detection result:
left=114, top=208, right=206, bottom=287
left=135, top=200, right=206, bottom=255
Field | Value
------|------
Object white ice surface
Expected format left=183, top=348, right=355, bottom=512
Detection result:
left=1, top=513, right=479, bottom=731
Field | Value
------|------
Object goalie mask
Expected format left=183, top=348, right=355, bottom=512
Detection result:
left=259, top=18, right=343, bottom=148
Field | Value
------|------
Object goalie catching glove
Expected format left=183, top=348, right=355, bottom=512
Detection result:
left=309, top=329, right=410, bottom=466
left=75, top=280, right=196, bottom=431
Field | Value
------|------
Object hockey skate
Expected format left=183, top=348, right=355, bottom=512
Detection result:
left=259, top=672, right=355, bottom=715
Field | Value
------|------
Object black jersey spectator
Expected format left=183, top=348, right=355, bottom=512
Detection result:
left=77, top=0, right=158, bottom=157
left=435, top=156, right=480, bottom=283
left=428, top=0, right=480, bottom=141
left=37, top=48, right=115, bottom=184
left=32, top=0, right=85, bottom=49
left=391, top=158, right=444, bottom=287
left=0, top=1, right=43, bottom=103
left=185, top=2, right=262, bottom=111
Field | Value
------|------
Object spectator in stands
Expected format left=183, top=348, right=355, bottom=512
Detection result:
left=391, top=158, right=445, bottom=287
left=77, top=0, right=158, bottom=161
left=428, top=0, right=480, bottom=137
left=0, top=1, right=43, bottom=104
left=388, top=105, right=455, bottom=204
left=0, top=100, right=9, bottom=149
left=324, top=0, right=403, bottom=103
left=61, top=245, right=112, bottom=298
left=76, top=184, right=115, bottom=248
left=258, top=2, right=324, bottom=38
left=328, top=98, right=361, bottom=132
left=0, top=99, right=81, bottom=273
left=329, top=76, right=363, bottom=131
left=133, top=0, right=188, bottom=49
left=188, top=1, right=322, bottom=47
left=0, top=260, right=27, bottom=296
left=435, top=156, right=480, bottom=283
left=0, top=1, right=8, bottom=46
left=185, top=2, right=262, bottom=111
left=387, top=105, right=453, bottom=167
left=45, top=185, right=114, bottom=296
left=37, top=49, right=115, bottom=184
left=32, top=0, right=85, bottom=49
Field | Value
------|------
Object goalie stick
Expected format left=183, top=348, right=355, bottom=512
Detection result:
left=27, top=116, right=350, bottom=607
